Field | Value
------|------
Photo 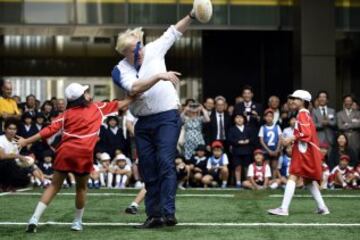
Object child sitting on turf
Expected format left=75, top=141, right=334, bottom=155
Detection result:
left=111, top=154, right=132, bottom=189
left=202, top=141, right=229, bottom=188
left=270, top=145, right=292, bottom=189
left=259, top=108, right=282, bottom=175
left=88, top=157, right=101, bottom=189
left=319, top=143, right=331, bottom=190
left=243, top=149, right=271, bottom=190
left=39, top=150, right=54, bottom=188
left=98, top=152, right=112, bottom=187
left=175, top=156, right=189, bottom=190
left=189, top=145, right=208, bottom=187
left=329, top=155, right=357, bottom=189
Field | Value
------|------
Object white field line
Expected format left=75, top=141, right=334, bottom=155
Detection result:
left=0, top=192, right=235, bottom=198
left=0, top=188, right=32, bottom=197
left=270, top=194, right=360, bottom=198
left=0, top=222, right=360, bottom=227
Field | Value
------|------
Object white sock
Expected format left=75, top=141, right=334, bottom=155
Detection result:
left=94, top=180, right=99, bottom=185
left=100, top=173, right=105, bottom=186
left=107, top=173, right=113, bottom=188
left=74, top=208, right=84, bottom=222
left=308, top=181, right=327, bottom=209
left=280, top=179, right=296, bottom=211
left=120, top=175, right=128, bottom=187
left=130, top=202, right=139, bottom=208
left=32, top=202, right=47, bottom=221
left=115, top=175, right=121, bottom=186
left=88, top=179, right=92, bottom=184
left=222, top=181, right=227, bottom=185
left=236, top=181, right=241, bottom=185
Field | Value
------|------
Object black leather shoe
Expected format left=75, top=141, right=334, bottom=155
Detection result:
left=135, top=217, right=164, bottom=229
left=125, top=205, right=138, bottom=215
left=164, top=215, right=178, bottom=226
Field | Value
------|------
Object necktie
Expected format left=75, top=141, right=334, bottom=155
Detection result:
left=219, top=114, right=225, bottom=140
left=322, top=107, right=326, bottom=117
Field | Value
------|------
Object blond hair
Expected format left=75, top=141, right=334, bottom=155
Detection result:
left=115, top=27, right=144, bottom=55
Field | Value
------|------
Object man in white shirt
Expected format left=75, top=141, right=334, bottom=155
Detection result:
left=0, top=118, right=30, bottom=190
left=111, top=10, right=197, bottom=229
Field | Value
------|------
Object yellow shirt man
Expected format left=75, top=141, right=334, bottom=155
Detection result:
left=0, top=96, right=20, bottom=117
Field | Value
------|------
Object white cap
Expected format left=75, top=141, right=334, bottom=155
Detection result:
left=65, top=83, right=89, bottom=101
left=289, top=90, right=312, bottom=102
left=100, top=152, right=111, bottom=161
left=114, top=154, right=127, bottom=161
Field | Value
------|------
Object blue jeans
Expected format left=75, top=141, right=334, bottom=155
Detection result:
left=135, top=110, right=181, bottom=217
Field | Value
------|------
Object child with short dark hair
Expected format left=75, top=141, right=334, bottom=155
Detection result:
left=243, top=149, right=271, bottom=190
left=189, top=145, right=208, bottom=187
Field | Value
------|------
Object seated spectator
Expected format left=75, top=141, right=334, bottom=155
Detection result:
left=259, top=108, right=282, bottom=173
left=328, top=133, right=358, bottom=170
left=181, top=103, right=210, bottom=161
left=270, top=145, right=292, bottom=189
left=38, top=150, right=54, bottom=188
left=98, top=116, right=128, bottom=159
left=329, top=155, right=358, bottom=189
left=111, top=154, right=132, bottom=189
left=319, top=143, right=331, bottom=190
left=89, top=161, right=101, bottom=189
left=18, top=112, right=38, bottom=139
left=189, top=145, right=208, bottom=187
left=0, top=118, right=30, bottom=190
left=268, top=96, right=281, bottom=125
left=202, top=141, right=229, bottom=188
left=337, top=95, right=360, bottom=157
left=40, top=100, right=54, bottom=124
left=20, top=94, right=38, bottom=117
left=97, top=152, right=112, bottom=188
left=228, top=114, right=253, bottom=188
left=282, top=116, right=296, bottom=146
left=243, top=149, right=271, bottom=190
left=175, top=156, right=189, bottom=190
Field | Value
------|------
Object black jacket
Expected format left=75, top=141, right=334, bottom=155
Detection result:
left=203, top=111, right=231, bottom=145
left=228, top=125, right=254, bottom=156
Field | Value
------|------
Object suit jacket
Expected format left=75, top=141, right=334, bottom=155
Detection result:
left=203, top=111, right=231, bottom=145
left=337, top=109, right=360, bottom=153
left=312, top=106, right=337, bottom=145
left=233, top=101, right=263, bottom=128
left=228, top=125, right=254, bottom=156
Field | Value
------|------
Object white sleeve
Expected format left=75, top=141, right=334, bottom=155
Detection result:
left=247, top=164, right=254, bottom=177
left=206, top=158, right=211, bottom=169
left=125, top=165, right=131, bottom=171
left=222, top=154, right=229, bottom=166
left=330, top=167, right=337, bottom=175
left=146, top=25, right=182, bottom=57
left=258, top=126, right=264, bottom=137
left=265, top=164, right=272, bottom=178
left=111, top=65, right=137, bottom=93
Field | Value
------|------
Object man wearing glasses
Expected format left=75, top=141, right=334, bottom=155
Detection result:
left=111, top=10, right=196, bottom=229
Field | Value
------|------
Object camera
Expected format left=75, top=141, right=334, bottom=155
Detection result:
left=189, top=103, right=200, bottom=109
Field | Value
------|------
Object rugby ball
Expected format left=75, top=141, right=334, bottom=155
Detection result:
left=15, top=156, right=35, bottom=168
left=193, top=0, right=213, bottom=23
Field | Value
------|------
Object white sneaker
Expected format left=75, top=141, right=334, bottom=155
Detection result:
left=316, top=207, right=330, bottom=215
left=26, top=216, right=38, bottom=233
left=267, top=207, right=289, bottom=216
left=71, top=220, right=83, bottom=231
left=178, top=184, right=186, bottom=190
left=134, top=181, right=143, bottom=189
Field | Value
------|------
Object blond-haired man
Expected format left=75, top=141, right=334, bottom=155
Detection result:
left=112, top=10, right=196, bottom=229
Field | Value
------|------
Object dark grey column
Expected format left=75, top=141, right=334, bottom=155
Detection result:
left=293, top=0, right=336, bottom=107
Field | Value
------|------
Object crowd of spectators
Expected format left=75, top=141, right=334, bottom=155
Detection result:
left=0, top=78, right=359, bottom=191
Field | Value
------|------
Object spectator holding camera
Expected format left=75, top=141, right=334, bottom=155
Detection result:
left=181, top=102, right=210, bottom=161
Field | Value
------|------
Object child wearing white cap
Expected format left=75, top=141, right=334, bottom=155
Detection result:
left=17, top=82, right=134, bottom=233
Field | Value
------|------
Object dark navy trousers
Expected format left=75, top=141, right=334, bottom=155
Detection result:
left=135, top=110, right=181, bottom=217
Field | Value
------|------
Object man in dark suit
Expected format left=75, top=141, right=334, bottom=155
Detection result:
left=233, top=85, right=263, bottom=147
left=203, top=96, right=231, bottom=146
left=233, top=85, right=263, bottom=129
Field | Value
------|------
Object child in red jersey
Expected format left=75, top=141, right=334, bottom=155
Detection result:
left=329, top=155, right=358, bottom=189
left=17, top=83, right=133, bottom=233
left=268, top=90, right=329, bottom=216
left=242, top=149, right=271, bottom=190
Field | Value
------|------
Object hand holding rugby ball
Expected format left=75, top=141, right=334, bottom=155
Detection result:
left=192, top=0, right=213, bottom=23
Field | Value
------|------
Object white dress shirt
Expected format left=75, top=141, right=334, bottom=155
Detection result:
left=216, top=112, right=225, bottom=140
left=113, top=26, right=182, bottom=117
